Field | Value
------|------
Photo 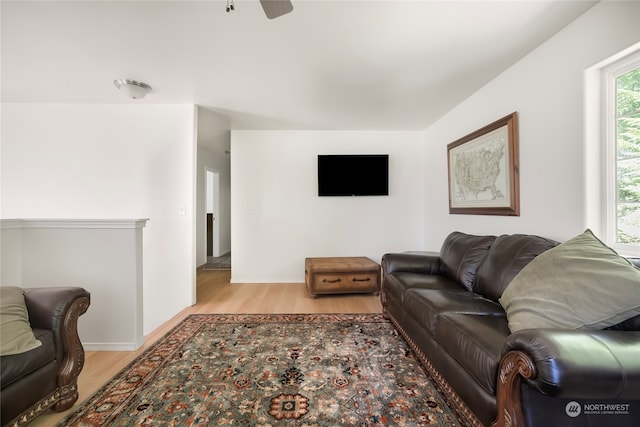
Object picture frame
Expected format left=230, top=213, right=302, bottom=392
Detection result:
left=447, top=112, right=519, bottom=216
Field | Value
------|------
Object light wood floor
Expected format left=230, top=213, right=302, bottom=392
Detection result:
left=31, top=269, right=383, bottom=426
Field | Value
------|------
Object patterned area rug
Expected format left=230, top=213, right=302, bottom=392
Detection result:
left=59, top=314, right=477, bottom=426
left=201, top=253, right=231, bottom=270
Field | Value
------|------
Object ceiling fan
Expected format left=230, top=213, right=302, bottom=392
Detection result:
left=226, top=0, right=294, bottom=19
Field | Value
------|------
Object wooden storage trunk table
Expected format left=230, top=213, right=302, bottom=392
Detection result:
left=304, top=257, right=381, bottom=298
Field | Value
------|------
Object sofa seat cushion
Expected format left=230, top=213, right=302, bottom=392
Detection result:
left=0, top=328, right=55, bottom=388
left=434, top=313, right=510, bottom=395
left=384, top=272, right=461, bottom=304
left=403, top=288, right=505, bottom=336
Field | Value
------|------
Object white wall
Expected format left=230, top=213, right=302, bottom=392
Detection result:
left=195, top=107, right=231, bottom=266
left=422, top=1, right=640, bottom=249
left=231, top=130, right=425, bottom=283
left=0, top=227, right=22, bottom=284
left=0, top=104, right=196, bottom=336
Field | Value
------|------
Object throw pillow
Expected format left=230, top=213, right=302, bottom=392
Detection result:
left=0, top=286, right=42, bottom=356
left=499, top=229, right=640, bottom=332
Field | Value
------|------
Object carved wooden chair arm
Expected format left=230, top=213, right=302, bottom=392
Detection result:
left=491, top=350, right=536, bottom=427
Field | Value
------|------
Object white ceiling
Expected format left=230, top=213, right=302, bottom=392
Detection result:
left=1, top=0, right=598, bottom=130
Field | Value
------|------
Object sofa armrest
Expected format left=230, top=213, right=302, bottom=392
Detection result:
left=504, top=329, right=640, bottom=398
left=23, top=288, right=91, bottom=353
left=381, top=251, right=442, bottom=275
left=492, top=329, right=640, bottom=427
left=23, top=287, right=90, bottom=411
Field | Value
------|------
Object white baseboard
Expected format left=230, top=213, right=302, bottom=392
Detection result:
left=83, top=342, right=142, bottom=351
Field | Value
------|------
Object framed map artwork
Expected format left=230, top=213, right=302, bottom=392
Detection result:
left=447, top=112, right=519, bottom=216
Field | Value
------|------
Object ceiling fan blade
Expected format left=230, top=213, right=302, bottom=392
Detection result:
left=259, top=0, right=293, bottom=19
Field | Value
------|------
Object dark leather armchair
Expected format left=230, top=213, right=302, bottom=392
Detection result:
left=1, top=287, right=90, bottom=427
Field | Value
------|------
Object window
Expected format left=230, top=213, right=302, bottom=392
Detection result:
left=604, top=52, right=640, bottom=255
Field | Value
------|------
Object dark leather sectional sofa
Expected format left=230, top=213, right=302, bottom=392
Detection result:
left=1, top=287, right=90, bottom=427
left=381, top=231, right=640, bottom=427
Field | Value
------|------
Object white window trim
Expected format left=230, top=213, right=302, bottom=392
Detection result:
left=603, top=50, right=640, bottom=256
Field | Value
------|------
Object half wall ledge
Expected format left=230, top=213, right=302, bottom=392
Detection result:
left=1, top=218, right=149, bottom=351
left=0, top=218, right=149, bottom=229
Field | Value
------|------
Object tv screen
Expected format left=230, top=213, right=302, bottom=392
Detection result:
left=317, top=154, right=389, bottom=196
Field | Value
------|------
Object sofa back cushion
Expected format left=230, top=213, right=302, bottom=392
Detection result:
left=474, top=234, right=558, bottom=302
left=607, top=314, right=640, bottom=331
left=439, top=232, right=496, bottom=291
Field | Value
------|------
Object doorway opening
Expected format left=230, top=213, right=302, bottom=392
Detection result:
left=206, top=169, right=220, bottom=258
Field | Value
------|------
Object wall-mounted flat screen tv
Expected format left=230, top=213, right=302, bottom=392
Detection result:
left=317, top=154, right=389, bottom=196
